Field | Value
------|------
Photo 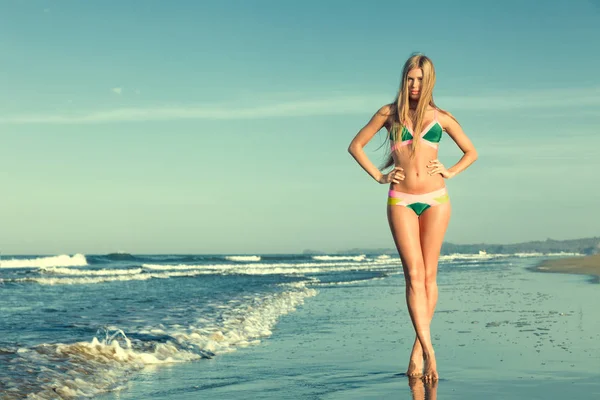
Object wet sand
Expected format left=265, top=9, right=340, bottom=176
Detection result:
left=535, top=254, right=600, bottom=280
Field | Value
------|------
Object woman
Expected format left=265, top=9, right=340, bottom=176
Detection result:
left=348, top=53, right=478, bottom=381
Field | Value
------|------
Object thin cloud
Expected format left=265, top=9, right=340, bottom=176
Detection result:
left=0, top=88, right=598, bottom=125
left=111, top=87, right=123, bottom=95
left=0, top=96, right=380, bottom=125
left=442, top=87, right=600, bottom=110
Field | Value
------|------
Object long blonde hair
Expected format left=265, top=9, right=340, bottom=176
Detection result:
left=382, top=53, right=443, bottom=170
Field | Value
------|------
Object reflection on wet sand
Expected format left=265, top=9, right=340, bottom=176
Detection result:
left=408, top=377, right=438, bottom=400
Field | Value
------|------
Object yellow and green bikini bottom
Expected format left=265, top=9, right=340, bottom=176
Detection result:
left=387, top=187, right=450, bottom=216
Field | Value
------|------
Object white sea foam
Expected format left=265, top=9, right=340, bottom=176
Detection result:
left=150, top=270, right=214, bottom=279
left=513, top=252, right=545, bottom=257
left=278, top=278, right=321, bottom=288
left=13, top=270, right=216, bottom=285
left=439, top=253, right=504, bottom=262
left=439, top=252, right=583, bottom=262
left=142, top=259, right=401, bottom=275
left=40, top=267, right=143, bottom=276
left=225, top=255, right=261, bottom=262
left=6, top=284, right=317, bottom=399
left=162, top=284, right=318, bottom=355
left=312, top=255, right=366, bottom=262
left=310, top=276, right=389, bottom=286
left=516, top=252, right=584, bottom=257
left=0, top=254, right=87, bottom=269
left=16, top=274, right=154, bottom=285
left=8, top=259, right=403, bottom=286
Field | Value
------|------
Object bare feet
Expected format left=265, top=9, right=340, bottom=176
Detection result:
left=406, top=338, right=423, bottom=377
left=422, top=353, right=439, bottom=382
left=406, top=354, right=424, bottom=377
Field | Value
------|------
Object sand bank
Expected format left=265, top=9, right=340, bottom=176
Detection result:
left=535, top=254, right=600, bottom=279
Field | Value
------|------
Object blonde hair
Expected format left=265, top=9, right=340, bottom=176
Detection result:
left=382, top=53, right=447, bottom=170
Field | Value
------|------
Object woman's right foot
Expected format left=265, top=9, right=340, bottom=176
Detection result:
left=406, top=355, right=424, bottom=377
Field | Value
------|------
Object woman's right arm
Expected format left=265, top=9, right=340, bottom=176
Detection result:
left=348, top=104, right=403, bottom=184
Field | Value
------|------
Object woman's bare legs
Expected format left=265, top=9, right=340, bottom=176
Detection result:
left=388, top=202, right=451, bottom=381
left=407, top=202, right=451, bottom=380
left=387, top=206, right=434, bottom=378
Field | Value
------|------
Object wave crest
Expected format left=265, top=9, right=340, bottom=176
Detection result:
left=5, top=285, right=317, bottom=398
left=312, top=255, right=366, bottom=262
left=0, top=254, right=88, bottom=269
left=224, top=255, right=261, bottom=262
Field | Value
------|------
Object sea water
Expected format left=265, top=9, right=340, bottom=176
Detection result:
left=0, top=251, right=584, bottom=399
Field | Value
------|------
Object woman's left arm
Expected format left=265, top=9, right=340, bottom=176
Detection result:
left=429, top=111, right=478, bottom=179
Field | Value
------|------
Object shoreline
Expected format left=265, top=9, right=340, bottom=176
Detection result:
left=533, top=254, right=600, bottom=282
left=97, top=256, right=600, bottom=400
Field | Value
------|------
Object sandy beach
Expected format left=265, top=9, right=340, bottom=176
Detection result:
left=535, top=254, right=600, bottom=280
left=97, top=255, right=600, bottom=400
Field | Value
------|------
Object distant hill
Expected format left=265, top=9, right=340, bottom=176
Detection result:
left=312, top=237, right=600, bottom=256
left=440, top=237, right=600, bottom=255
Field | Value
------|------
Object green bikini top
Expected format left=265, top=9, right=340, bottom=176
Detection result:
left=389, top=109, right=443, bottom=151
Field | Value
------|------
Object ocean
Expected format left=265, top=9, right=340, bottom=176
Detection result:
left=1, top=252, right=597, bottom=399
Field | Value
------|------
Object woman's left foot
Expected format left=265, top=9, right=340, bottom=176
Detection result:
left=422, top=354, right=438, bottom=381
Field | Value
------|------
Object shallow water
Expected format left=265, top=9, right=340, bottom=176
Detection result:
left=0, top=253, right=392, bottom=398
left=98, top=255, right=600, bottom=399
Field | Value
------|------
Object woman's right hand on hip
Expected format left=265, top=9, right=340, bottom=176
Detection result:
left=379, top=166, right=405, bottom=184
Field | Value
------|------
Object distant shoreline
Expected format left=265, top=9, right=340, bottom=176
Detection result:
left=533, top=254, right=600, bottom=283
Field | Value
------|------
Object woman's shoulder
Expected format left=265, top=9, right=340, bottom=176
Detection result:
left=377, top=104, right=397, bottom=130
left=377, top=103, right=396, bottom=117
left=436, top=108, right=453, bottom=115
left=433, top=107, right=459, bottom=131
left=433, top=107, right=455, bottom=121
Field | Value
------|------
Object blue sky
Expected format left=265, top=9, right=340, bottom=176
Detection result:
left=1, top=0, right=599, bottom=254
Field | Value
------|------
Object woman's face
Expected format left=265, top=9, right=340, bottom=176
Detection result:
left=407, top=68, right=423, bottom=100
